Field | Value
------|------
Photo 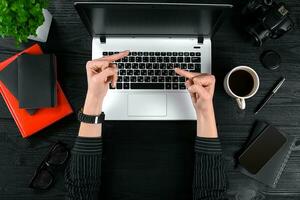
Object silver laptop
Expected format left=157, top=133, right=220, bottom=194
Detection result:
left=74, top=2, right=232, bottom=120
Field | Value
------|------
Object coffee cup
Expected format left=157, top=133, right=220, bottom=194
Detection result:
left=224, top=66, right=260, bottom=110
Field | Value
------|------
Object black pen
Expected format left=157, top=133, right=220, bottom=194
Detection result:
left=254, top=77, right=286, bottom=115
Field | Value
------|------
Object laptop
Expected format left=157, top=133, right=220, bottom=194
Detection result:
left=74, top=1, right=232, bottom=120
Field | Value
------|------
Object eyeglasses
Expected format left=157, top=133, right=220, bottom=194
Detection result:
left=29, top=142, right=69, bottom=190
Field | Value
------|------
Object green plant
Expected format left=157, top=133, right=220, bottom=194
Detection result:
left=0, top=0, right=49, bottom=45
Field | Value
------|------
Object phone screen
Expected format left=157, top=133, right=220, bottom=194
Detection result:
left=239, top=126, right=287, bottom=174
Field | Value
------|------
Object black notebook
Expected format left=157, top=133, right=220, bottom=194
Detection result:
left=17, top=54, right=57, bottom=109
left=0, top=60, right=37, bottom=115
left=239, top=121, right=295, bottom=188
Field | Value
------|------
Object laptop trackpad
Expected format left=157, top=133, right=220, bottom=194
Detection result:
left=128, top=94, right=167, bottom=117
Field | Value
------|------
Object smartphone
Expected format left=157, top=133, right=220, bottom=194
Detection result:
left=239, top=125, right=287, bottom=174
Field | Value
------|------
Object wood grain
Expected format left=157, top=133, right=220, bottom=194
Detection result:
left=0, top=0, right=299, bottom=199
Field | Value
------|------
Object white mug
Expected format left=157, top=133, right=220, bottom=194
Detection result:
left=224, top=66, right=260, bottom=110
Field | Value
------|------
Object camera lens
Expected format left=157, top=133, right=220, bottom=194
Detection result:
left=247, top=23, right=270, bottom=46
left=263, top=0, right=273, bottom=6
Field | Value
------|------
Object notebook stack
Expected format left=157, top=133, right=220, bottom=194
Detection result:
left=0, top=44, right=73, bottom=138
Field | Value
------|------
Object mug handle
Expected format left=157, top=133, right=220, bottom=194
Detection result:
left=236, top=98, right=246, bottom=110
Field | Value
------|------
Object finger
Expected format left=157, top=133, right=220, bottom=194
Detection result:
left=101, top=50, right=130, bottom=62
left=175, top=68, right=199, bottom=79
left=87, top=60, right=110, bottom=73
left=110, top=64, right=118, bottom=88
left=192, top=74, right=215, bottom=87
left=185, top=81, right=196, bottom=104
left=187, top=84, right=206, bottom=97
left=97, top=67, right=118, bottom=83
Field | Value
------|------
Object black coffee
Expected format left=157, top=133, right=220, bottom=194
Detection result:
left=229, top=70, right=254, bottom=96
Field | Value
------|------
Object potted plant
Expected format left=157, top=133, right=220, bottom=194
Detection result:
left=0, top=0, right=52, bottom=45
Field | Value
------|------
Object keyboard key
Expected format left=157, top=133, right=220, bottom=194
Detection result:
left=195, top=64, right=201, bottom=71
left=138, top=52, right=143, bottom=56
left=178, top=57, right=184, bottom=63
left=191, top=57, right=201, bottom=63
left=172, top=83, right=178, bottom=89
left=137, top=76, right=144, bottom=82
left=180, top=77, right=185, bottom=82
left=123, top=76, right=129, bottom=82
left=124, top=83, right=129, bottom=89
left=117, top=76, right=123, bottom=82
left=188, top=64, right=194, bottom=70
left=179, top=83, right=186, bottom=89
left=130, top=76, right=137, bottom=82
left=132, top=63, right=138, bottom=69
left=109, top=52, right=114, bottom=55
left=158, top=77, right=165, bottom=82
left=172, top=52, right=178, bottom=56
left=122, top=57, right=128, bottom=62
left=167, top=63, right=174, bottom=69
left=146, top=63, right=153, bottom=69
left=196, top=52, right=201, bottom=56
left=120, top=70, right=126, bottom=75
left=127, top=70, right=133, bottom=75
left=148, top=70, right=154, bottom=75
left=172, top=77, right=179, bottom=82
left=125, top=63, right=131, bottom=69
left=153, top=63, right=159, bottom=69
left=150, top=57, right=156, bottom=62
left=179, top=52, right=184, bottom=56
left=144, top=52, right=149, bottom=56
left=134, top=70, right=140, bottom=75
left=161, top=52, right=166, bottom=56
left=166, top=83, right=171, bottom=89
left=171, top=57, right=176, bottom=62
left=166, top=76, right=172, bottom=82
left=144, top=76, right=151, bottom=82
left=185, top=57, right=191, bottom=62
left=131, top=83, right=164, bottom=89
left=150, top=52, right=155, bottom=56
left=139, top=63, right=145, bottom=69
left=164, top=57, right=170, bottom=62
left=190, top=52, right=195, bottom=56
left=155, top=52, right=160, bottom=56
left=169, top=70, right=175, bottom=76
left=167, top=52, right=172, bottom=56
left=159, top=63, right=166, bottom=69
left=141, top=70, right=147, bottom=75
left=184, top=52, right=189, bottom=56
left=155, top=70, right=161, bottom=76
left=136, top=57, right=142, bottom=62
left=116, top=83, right=122, bottom=89
left=181, top=63, right=187, bottom=69
left=143, top=57, right=149, bottom=62
left=151, top=76, right=158, bottom=82
left=103, top=52, right=108, bottom=56
left=132, top=52, right=138, bottom=56
left=118, top=63, right=124, bottom=69
left=162, top=70, right=168, bottom=76
left=129, top=57, right=135, bottom=62
left=157, top=57, right=163, bottom=62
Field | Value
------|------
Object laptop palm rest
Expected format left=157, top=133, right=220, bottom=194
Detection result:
left=128, top=94, right=167, bottom=117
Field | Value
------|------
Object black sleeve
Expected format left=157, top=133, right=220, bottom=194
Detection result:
left=65, top=137, right=103, bottom=200
left=193, top=137, right=227, bottom=200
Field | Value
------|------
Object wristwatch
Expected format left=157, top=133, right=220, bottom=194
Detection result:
left=77, top=108, right=105, bottom=124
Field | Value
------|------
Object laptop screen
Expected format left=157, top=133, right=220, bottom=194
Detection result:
left=75, top=2, right=232, bottom=37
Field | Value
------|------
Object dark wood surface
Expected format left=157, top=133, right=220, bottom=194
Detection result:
left=0, top=0, right=300, bottom=200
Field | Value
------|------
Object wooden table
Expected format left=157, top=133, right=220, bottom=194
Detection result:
left=0, top=1, right=299, bottom=199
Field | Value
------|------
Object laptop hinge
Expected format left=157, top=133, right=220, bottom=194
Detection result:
left=198, top=36, right=204, bottom=44
left=100, top=36, right=106, bottom=43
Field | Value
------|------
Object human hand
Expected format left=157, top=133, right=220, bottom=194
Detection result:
left=175, top=68, right=217, bottom=138
left=83, top=51, right=129, bottom=115
left=175, top=68, right=216, bottom=115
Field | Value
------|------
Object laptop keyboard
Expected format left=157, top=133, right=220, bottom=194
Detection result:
left=103, top=51, right=201, bottom=90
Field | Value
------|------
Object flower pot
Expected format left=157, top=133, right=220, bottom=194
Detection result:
left=28, top=9, right=52, bottom=43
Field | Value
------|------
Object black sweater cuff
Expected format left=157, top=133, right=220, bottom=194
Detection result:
left=195, top=137, right=222, bottom=154
left=72, top=137, right=103, bottom=154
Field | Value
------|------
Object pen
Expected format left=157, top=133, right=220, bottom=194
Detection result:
left=254, top=77, right=286, bottom=115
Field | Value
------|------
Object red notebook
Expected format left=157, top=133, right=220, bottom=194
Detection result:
left=0, top=44, right=73, bottom=138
